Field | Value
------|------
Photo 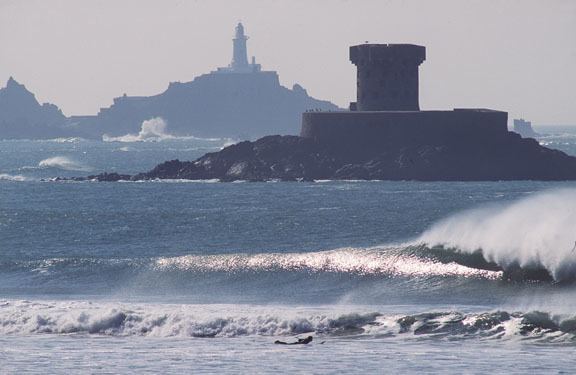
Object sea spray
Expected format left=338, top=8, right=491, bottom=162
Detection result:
left=103, top=117, right=229, bottom=143
left=419, top=188, right=576, bottom=281
left=38, top=156, right=93, bottom=172
left=103, top=118, right=174, bottom=142
left=0, top=173, right=31, bottom=181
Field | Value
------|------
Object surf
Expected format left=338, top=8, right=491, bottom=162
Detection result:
left=102, top=117, right=231, bottom=144
left=418, top=188, right=576, bottom=282
left=0, top=299, right=575, bottom=344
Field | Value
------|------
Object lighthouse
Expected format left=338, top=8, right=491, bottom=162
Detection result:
left=231, top=23, right=249, bottom=69
left=216, top=23, right=262, bottom=73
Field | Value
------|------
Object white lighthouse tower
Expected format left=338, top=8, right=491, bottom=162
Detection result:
left=217, top=23, right=261, bottom=73
left=231, top=23, right=248, bottom=69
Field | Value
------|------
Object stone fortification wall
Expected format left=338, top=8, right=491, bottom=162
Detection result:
left=301, top=109, right=508, bottom=157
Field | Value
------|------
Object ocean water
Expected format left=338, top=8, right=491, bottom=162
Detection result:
left=1, top=127, right=576, bottom=373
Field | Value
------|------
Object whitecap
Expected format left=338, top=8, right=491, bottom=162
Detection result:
left=419, top=188, right=576, bottom=281
left=38, top=156, right=93, bottom=172
left=0, top=173, right=31, bottom=182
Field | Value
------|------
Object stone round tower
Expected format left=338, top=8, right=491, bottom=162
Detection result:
left=350, top=44, right=426, bottom=111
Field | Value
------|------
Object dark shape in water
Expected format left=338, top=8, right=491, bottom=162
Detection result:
left=423, top=245, right=555, bottom=282
left=501, top=264, right=554, bottom=282
left=274, top=336, right=313, bottom=345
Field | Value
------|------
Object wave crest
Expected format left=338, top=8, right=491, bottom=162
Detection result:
left=102, top=117, right=228, bottom=143
left=38, top=156, right=93, bottom=172
left=419, top=188, right=576, bottom=281
left=0, top=173, right=31, bottom=182
left=155, top=247, right=500, bottom=279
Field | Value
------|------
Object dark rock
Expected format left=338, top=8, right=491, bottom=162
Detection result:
left=73, top=172, right=132, bottom=182
left=72, top=130, right=576, bottom=182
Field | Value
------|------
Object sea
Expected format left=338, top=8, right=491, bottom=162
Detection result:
left=1, top=126, right=576, bottom=373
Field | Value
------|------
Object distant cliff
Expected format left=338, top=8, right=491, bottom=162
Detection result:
left=78, top=71, right=340, bottom=139
left=0, top=77, right=74, bottom=139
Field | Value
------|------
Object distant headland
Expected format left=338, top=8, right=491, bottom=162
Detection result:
left=74, top=42, right=576, bottom=182
left=0, top=23, right=339, bottom=140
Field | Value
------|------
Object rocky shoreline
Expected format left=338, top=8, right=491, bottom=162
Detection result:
left=66, top=132, right=576, bottom=182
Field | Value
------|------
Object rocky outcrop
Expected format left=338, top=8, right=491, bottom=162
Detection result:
left=0, top=73, right=339, bottom=140
left=75, top=130, right=576, bottom=182
left=0, top=77, right=73, bottom=139
left=77, top=72, right=340, bottom=140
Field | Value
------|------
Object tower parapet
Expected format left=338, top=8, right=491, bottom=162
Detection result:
left=350, top=44, right=425, bottom=111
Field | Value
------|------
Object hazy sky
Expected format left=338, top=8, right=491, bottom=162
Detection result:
left=1, top=0, right=575, bottom=125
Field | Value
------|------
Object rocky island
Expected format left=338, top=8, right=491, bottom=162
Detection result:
left=1, top=23, right=338, bottom=140
left=75, top=42, right=576, bottom=182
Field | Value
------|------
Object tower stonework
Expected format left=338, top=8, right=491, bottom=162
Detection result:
left=302, top=42, right=508, bottom=153
left=350, top=44, right=425, bottom=111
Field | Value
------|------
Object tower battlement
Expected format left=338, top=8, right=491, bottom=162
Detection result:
left=350, top=44, right=425, bottom=111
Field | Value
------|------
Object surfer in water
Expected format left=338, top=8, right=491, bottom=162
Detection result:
left=274, top=336, right=313, bottom=345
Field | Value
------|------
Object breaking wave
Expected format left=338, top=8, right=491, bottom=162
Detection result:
left=154, top=247, right=499, bottom=279
left=38, top=156, right=93, bottom=172
left=0, top=300, right=574, bottom=343
left=102, top=117, right=228, bottom=143
left=419, top=188, right=576, bottom=282
left=0, top=246, right=500, bottom=282
left=0, top=173, right=31, bottom=182
left=0, top=246, right=505, bottom=303
left=44, top=137, right=86, bottom=143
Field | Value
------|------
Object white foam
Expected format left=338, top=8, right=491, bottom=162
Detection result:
left=419, top=188, right=576, bottom=281
left=0, top=299, right=573, bottom=343
left=103, top=117, right=230, bottom=143
left=0, top=300, right=373, bottom=338
left=45, top=137, right=85, bottom=143
left=38, top=156, right=93, bottom=172
left=0, top=173, right=31, bottom=182
left=220, top=139, right=238, bottom=148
